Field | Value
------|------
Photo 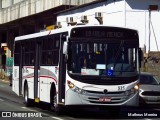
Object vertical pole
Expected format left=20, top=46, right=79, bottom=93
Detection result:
left=124, top=0, right=126, bottom=27
left=6, top=30, right=10, bottom=76
left=0, top=32, right=2, bottom=54
left=148, top=10, right=151, bottom=52
left=0, top=32, right=2, bottom=73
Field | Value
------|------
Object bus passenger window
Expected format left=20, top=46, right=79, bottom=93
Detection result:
left=41, top=52, right=47, bottom=65
left=30, top=53, right=35, bottom=65
left=52, top=51, right=59, bottom=65
left=48, top=38, right=54, bottom=50
left=54, top=37, right=60, bottom=49
left=47, top=51, right=52, bottom=65
left=24, top=53, right=29, bottom=65
left=42, top=39, right=48, bottom=50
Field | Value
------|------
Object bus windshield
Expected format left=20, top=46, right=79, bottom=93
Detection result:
left=68, top=40, right=138, bottom=77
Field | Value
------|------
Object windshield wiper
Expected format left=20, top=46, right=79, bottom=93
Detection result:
left=114, top=40, right=124, bottom=62
left=113, top=40, right=125, bottom=75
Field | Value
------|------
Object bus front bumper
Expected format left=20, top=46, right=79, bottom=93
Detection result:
left=65, top=89, right=139, bottom=107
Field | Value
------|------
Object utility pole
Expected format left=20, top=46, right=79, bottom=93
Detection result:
left=148, top=5, right=158, bottom=52
left=148, top=10, right=151, bottom=52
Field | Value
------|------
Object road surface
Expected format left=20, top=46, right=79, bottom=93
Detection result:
left=0, top=79, right=160, bottom=120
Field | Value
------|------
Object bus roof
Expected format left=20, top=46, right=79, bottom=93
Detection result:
left=15, top=26, right=70, bottom=41
left=15, top=24, right=138, bottom=41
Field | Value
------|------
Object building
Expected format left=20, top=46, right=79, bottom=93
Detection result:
left=0, top=0, right=97, bottom=75
left=57, top=0, right=160, bottom=53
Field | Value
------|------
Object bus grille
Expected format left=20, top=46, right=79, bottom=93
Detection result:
left=82, top=90, right=128, bottom=104
left=86, top=90, right=125, bottom=95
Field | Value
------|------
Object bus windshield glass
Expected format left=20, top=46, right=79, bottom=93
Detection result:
left=68, top=40, right=138, bottom=77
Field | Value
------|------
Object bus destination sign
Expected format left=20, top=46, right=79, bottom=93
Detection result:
left=85, top=31, right=124, bottom=38
left=71, top=27, right=138, bottom=39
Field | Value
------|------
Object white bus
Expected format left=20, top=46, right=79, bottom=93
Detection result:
left=12, top=25, right=141, bottom=114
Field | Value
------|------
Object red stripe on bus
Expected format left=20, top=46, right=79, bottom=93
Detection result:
left=25, top=76, right=34, bottom=78
left=39, top=76, right=57, bottom=84
left=23, top=66, right=34, bottom=69
left=23, top=67, right=41, bottom=70
left=24, top=75, right=57, bottom=84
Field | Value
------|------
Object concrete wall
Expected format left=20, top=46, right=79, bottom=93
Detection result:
left=2, top=0, right=13, bottom=8
left=57, top=0, right=160, bottom=52
left=0, top=0, right=97, bottom=24
left=14, top=0, right=24, bottom=4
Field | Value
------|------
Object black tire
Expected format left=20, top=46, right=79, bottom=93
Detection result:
left=24, top=84, right=33, bottom=107
left=50, top=88, right=63, bottom=115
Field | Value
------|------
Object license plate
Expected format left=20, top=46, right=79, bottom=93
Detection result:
left=99, top=97, right=111, bottom=102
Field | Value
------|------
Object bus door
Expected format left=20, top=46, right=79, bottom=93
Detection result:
left=58, top=35, right=67, bottom=103
left=34, top=42, right=41, bottom=102
left=19, top=44, right=24, bottom=95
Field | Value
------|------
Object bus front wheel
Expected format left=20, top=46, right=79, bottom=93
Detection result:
left=24, top=84, right=33, bottom=107
left=50, top=89, right=63, bottom=114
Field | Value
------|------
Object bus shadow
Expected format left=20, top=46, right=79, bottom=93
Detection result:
left=33, top=102, right=160, bottom=119
left=65, top=107, right=127, bottom=119
left=65, top=106, right=160, bottom=119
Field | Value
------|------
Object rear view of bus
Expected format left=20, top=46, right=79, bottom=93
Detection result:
left=65, top=26, right=140, bottom=111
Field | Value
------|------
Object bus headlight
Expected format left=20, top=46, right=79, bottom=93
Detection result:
left=67, top=80, right=86, bottom=94
left=125, top=84, right=139, bottom=96
left=134, top=84, right=139, bottom=90
left=74, top=87, right=82, bottom=93
left=74, top=86, right=86, bottom=94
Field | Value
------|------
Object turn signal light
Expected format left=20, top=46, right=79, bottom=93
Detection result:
left=67, top=80, right=74, bottom=88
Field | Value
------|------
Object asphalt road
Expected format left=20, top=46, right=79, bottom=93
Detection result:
left=0, top=79, right=160, bottom=120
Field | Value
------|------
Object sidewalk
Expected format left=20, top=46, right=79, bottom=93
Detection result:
left=0, top=68, right=10, bottom=84
left=0, top=77, right=10, bottom=84
left=1, top=79, right=10, bottom=84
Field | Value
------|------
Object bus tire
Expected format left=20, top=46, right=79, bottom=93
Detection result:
left=24, top=84, right=33, bottom=107
left=50, top=87, right=63, bottom=115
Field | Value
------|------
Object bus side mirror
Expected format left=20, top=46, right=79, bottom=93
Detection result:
left=63, top=41, right=67, bottom=55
